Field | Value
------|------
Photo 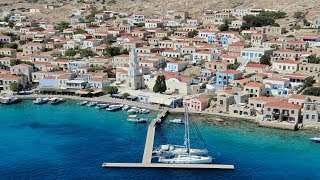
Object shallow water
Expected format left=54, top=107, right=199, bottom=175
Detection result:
left=0, top=100, right=319, bottom=179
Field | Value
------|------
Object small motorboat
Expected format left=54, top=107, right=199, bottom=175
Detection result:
left=122, top=105, right=130, bottom=110
left=33, top=98, right=49, bottom=104
left=139, top=109, right=150, bottom=114
left=87, top=101, right=97, bottom=107
left=106, top=105, right=122, bottom=111
left=48, top=97, right=64, bottom=105
left=128, top=108, right=139, bottom=114
left=1, top=96, right=21, bottom=104
left=96, top=103, right=109, bottom=109
left=310, top=137, right=320, bottom=142
left=78, top=101, right=88, bottom=106
left=169, top=119, right=184, bottom=124
left=127, top=115, right=147, bottom=123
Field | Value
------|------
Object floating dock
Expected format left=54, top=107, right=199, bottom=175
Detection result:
left=102, top=163, right=234, bottom=169
left=102, top=109, right=234, bottom=170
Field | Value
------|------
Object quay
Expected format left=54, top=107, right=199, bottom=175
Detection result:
left=102, top=108, right=235, bottom=170
left=102, top=163, right=235, bottom=169
left=142, top=109, right=169, bottom=163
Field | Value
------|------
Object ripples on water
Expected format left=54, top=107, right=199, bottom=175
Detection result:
left=0, top=101, right=320, bottom=179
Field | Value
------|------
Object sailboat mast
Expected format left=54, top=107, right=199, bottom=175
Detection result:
left=186, top=107, right=191, bottom=156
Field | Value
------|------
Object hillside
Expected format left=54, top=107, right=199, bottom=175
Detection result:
left=0, top=0, right=319, bottom=22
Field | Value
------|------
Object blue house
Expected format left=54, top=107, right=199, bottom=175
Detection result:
left=216, top=70, right=243, bottom=86
left=70, top=18, right=85, bottom=24
left=207, top=35, right=216, bottom=43
left=220, top=36, right=229, bottom=45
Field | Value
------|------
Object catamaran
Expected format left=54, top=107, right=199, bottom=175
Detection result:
left=157, top=107, right=212, bottom=164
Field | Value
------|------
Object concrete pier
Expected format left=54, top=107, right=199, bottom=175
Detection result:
left=142, top=109, right=168, bottom=163
left=102, top=163, right=235, bottom=169
left=102, top=108, right=234, bottom=170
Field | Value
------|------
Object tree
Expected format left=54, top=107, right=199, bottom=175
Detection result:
left=303, top=87, right=320, bottom=96
left=153, top=75, right=161, bottom=93
left=104, top=47, right=121, bottom=57
left=308, top=55, right=320, bottom=64
left=134, top=23, right=145, bottom=27
left=159, top=75, right=167, bottom=93
left=4, top=43, right=18, bottom=49
left=304, top=77, right=315, bottom=87
left=121, top=48, right=129, bottom=54
left=102, top=86, right=118, bottom=95
left=122, top=92, right=130, bottom=99
left=201, top=83, right=207, bottom=89
left=65, top=49, right=77, bottom=57
left=230, top=62, right=240, bottom=70
left=10, top=59, right=21, bottom=66
left=19, top=40, right=26, bottom=45
left=241, top=11, right=286, bottom=30
left=58, top=21, right=69, bottom=32
left=259, top=55, right=271, bottom=65
left=218, top=18, right=231, bottom=31
left=162, top=36, right=170, bottom=40
left=78, top=49, right=95, bottom=57
left=74, top=28, right=87, bottom=34
left=36, top=27, right=45, bottom=31
left=10, top=82, right=23, bottom=92
left=188, top=30, right=198, bottom=38
left=153, top=75, right=166, bottom=93
left=293, top=11, right=305, bottom=20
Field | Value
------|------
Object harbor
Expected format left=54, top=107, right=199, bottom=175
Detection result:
left=0, top=100, right=320, bottom=179
left=102, top=108, right=235, bottom=170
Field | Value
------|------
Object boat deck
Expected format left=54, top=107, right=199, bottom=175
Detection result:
left=102, top=163, right=235, bottom=169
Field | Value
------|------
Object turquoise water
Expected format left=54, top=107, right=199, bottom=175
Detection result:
left=0, top=100, right=320, bottom=179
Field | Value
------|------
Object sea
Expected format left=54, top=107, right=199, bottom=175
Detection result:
left=0, top=100, right=320, bottom=179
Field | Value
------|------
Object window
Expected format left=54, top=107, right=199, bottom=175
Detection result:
left=291, top=110, right=294, bottom=114
left=267, top=108, right=271, bottom=111
left=220, top=100, right=223, bottom=105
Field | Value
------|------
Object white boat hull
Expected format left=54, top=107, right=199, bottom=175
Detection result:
left=158, top=155, right=212, bottom=164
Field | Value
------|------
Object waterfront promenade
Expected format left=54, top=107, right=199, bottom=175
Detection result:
left=16, top=94, right=259, bottom=121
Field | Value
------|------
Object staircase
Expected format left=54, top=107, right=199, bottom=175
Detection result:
left=236, top=58, right=251, bottom=72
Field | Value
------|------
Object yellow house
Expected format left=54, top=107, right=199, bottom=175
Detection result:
left=244, top=82, right=266, bottom=97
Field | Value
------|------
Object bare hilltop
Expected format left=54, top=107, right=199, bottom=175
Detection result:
left=0, top=0, right=319, bottom=22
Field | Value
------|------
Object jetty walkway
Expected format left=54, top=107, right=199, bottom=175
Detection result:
left=102, top=108, right=235, bottom=170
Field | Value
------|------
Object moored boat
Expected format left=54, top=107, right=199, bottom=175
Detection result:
left=78, top=101, right=88, bottom=106
left=127, top=115, right=147, bottom=123
left=122, top=105, right=130, bottom=111
left=169, top=119, right=184, bottom=124
left=87, top=101, right=98, bottom=107
left=106, top=105, right=122, bottom=111
left=157, top=107, right=212, bottom=164
left=1, top=96, right=21, bottom=105
left=48, top=97, right=64, bottom=105
left=310, top=137, right=320, bottom=142
left=139, top=109, right=150, bottom=114
left=96, top=103, right=109, bottom=109
left=127, top=108, right=139, bottom=114
left=33, top=98, right=49, bottom=104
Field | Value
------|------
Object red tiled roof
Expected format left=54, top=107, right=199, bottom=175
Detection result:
left=245, top=82, right=265, bottom=88
left=266, top=101, right=301, bottom=109
left=246, top=63, right=269, bottom=69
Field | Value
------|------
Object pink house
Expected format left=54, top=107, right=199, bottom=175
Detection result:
left=184, top=97, right=208, bottom=111
left=10, top=64, right=34, bottom=82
